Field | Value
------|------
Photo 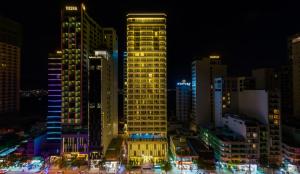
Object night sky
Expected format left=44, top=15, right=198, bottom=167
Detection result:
left=1, top=0, right=300, bottom=89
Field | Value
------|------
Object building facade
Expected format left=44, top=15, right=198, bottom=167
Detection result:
left=290, top=34, right=300, bottom=118
left=46, top=51, right=62, bottom=154
left=176, top=80, right=191, bottom=122
left=282, top=122, right=300, bottom=169
left=252, top=68, right=279, bottom=90
left=279, top=65, right=293, bottom=120
left=125, top=13, right=168, bottom=165
left=170, top=136, right=198, bottom=170
left=60, top=2, right=118, bottom=155
left=191, top=56, right=227, bottom=127
left=0, top=17, right=21, bottom=114
left=88, top=51, right=116, bottom=160
left=238, top=90, right=282, bottom=165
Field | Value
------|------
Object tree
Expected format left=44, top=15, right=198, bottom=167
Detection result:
left=161, top=161, right=172, bottom=174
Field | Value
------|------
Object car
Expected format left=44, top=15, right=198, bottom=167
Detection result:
left=56, top=171, right=64, bottom=174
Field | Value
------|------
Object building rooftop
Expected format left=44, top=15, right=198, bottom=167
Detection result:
left=171, top=136, right=197, bottom=156
left=213, top=127, right=245, bottom=142
left=187, top=137, right=212, bottom=154
left=224, top=113, right=261, bottom=126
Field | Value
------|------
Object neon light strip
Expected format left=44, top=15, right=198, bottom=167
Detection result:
left=47, top=132, right=61, bottom=134
left=49, top=84, right=62, bottom=86
left=47, top=137, right=61, bottom=140
left=48, top=111, right=61, bottom=113
left=47, top=121, right=61, bottom=124
left=49, top=63, right=61, bottom=65
left=47, top=116, right=61, bottom=118
left=47, top=127, right=62, bottom=129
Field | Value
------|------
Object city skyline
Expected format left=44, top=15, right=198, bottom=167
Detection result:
left=1, top=1, right=300, bottom=173
left=2, top=1, right=300, bottom=89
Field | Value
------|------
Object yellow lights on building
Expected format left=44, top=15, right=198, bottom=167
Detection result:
left=125, top=13, right=168, bottom=165
left=209, top=55, right=220, bottom=59
left=65, top=6, right=78, bottom=11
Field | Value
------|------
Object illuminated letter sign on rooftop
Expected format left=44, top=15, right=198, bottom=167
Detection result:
left=177, top=82, right=191, bottom=86
left=209, top=55, right=220, bottom=59
left=66, top=6, right=78, bottom=11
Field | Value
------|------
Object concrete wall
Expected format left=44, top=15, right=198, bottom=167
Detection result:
left=238, top=90, right=268, bottom=124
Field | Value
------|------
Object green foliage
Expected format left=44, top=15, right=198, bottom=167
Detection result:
left=160, top=160, right=172, bottom=174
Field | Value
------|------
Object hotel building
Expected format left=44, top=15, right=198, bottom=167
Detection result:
left=60, top=1, right=118, bottom=155
left=125, top=13, right=168, bottom=165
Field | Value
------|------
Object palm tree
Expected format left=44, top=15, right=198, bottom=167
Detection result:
left=161, top=161, right=172, bottom=174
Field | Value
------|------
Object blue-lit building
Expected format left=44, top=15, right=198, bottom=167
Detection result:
left=176, top=80, right=191, bottom=122
left=46, top=51, right=62, bottom=154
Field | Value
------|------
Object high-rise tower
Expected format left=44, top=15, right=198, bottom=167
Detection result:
left=125, top=13, right=168, bottom=165
left=191, top=56, right=227, bottom=127
left=289, top=34, right=300, bottom=118
left=45, top=51, right=62, bottom=155
left=61, top=2, right=102, bottom=154
left=88, top=51, right=115, bottom=160
left=176, top=80, right=191, bottom=122
left=0, top=17, right=21, bottom=115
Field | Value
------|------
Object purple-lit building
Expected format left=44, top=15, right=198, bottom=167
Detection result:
left=46, top=51, right=62, bottom=155
left=26, top=134, right=47, bottom=157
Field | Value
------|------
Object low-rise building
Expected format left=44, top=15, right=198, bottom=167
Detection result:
left=170, top=136, right=198, bottom=170
left=282, top=120, right=300, bottom=172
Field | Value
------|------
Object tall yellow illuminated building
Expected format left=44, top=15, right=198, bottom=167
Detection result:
left=125, top=13, right=167, bottom=165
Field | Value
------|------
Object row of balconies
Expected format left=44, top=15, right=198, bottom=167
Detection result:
left=127, top=127, right=166, bottom=132
left=127, top=116, right=165, bottom=119
left=128, top=122, right=166, bottom=126
left=127, top=59, right=166, bottom=63
left=126, top=112, right=165, bottom=116
left=126, top=85, right=166, bottom=88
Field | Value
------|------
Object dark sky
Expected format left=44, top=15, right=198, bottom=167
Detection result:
left=1, top=0, right=300, bottom=89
